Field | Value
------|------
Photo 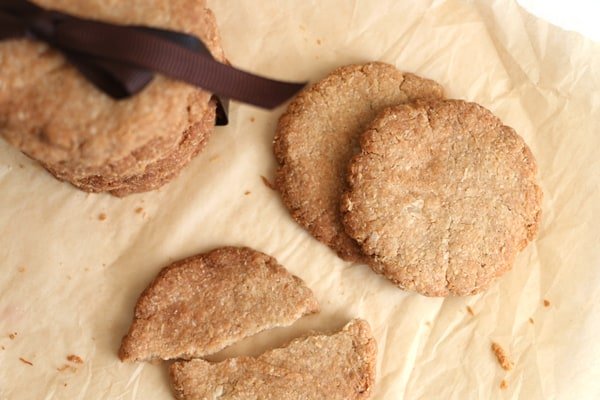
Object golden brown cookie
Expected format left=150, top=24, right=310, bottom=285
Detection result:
left=119, top=247, right=319, bottom=362
left=341, top=100, right=542, bottom=296
left=169, top=319, right=377, bottom=400
left=45, top=99, right=216, bottom=196
left=0, top=0, right=225, bottom=195
left=274, top=62, right=443, bottom=262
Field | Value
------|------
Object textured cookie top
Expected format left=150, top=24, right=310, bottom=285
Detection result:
left=119, top=247, right=319, bottom=361
left=274, top=62, right=443, bottom=262
left=342, top=100, right=542, bottom=296
left=0, top=0, right=224, bottom=173
left=169, top=319, right=377, bottom=400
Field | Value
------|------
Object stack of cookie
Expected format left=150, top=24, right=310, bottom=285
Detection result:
left=119, top=247, right=377, bottom=400
left=0, top=0, right=224, bottom=196
left=274, top=62, right=542, bottom=296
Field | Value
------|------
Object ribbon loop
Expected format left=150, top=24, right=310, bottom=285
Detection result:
left=0, top=0, right=307, bottom=126
left=27, top=12, right=57, bottom=40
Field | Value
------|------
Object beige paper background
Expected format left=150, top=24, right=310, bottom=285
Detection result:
left=1, top=0, right=599, bottom=399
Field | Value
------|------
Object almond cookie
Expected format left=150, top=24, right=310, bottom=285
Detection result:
left=169, top=319, right=377, bottom=400
left=274, top=62, right=443, bottom=262
left=119, top=247, right=319, bottom=362
left=342, top=100, right=542, bottom=296
left=45, top=99, right=216, bottom=197
left=0, top=0, right=225, bottom=195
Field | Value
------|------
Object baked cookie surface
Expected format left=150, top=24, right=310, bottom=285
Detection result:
left=274, top=62, right=443, bottom=262
left=342, top=100, right=542, bottom=296
left=169, top=319, right=376, bottom=400
left=45, top=100, right=216, bottom=196
left=119, top=247, right=319, bottom=361
left=0, top=0, right=224, bottom=192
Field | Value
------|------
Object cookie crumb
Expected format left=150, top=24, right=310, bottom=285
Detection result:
left=316, top=39, right=322, bottom=45
left=261, top=175, right=276, bottom=190
left=466, top=306, right=474, bottom=316
left=57, top=364, right=76, bottom=373
left=9, top=332, right=17, bottom=340
left=1, top=345, right=5, bottom=350
left=491, top=342, right=513, bottom=371
left=63, top=383, right=68, bottom=387
left=19, top=357, right=33, bottom=366
left=98, top=213, right=107, bottom=221
left=244, top=191, right=251, bottom=196
left=18, top=163, right=24, bottom=169
left=209, top=155, right=220, bottom=162
left=67, top=354, right=84, bottom=364
left=250, top=116, right=255, bottom=123
left=543, top=299, right=550, bottom=307
left=18, top=266, right=26, bottom=273
left=500, top=379, right=508, bottom=389
left=135, top=207, right=144, bottom=214
left=529, top=317, right=534, bottom=324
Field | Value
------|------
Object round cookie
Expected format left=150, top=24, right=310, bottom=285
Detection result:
left=274, top=62, right=444, bottom=263
left=0, top=0, right=224, bottom=195
left=45, top=100, right=216, bottom=197
left=341, top=100, right=542, bottom=296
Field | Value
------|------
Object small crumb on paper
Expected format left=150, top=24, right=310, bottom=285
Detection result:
left=491, top=342, right=513, bottom=371
left=18, top=266, right=26, bottom=273
left=98, top=213, right=107, bottom=221
left=543, top=299, right=551, bottom=307
left=8, top=332, right=17, bottom=340
left=244, top=191, right=251, bottom=196
left=250, top=116, right=256, bottom=123
left=209, top=155, right=220, bottom=162
left=466, top=306, right=474, bottom=316
left=67, top=354, right=83, bottom=364
left=261, top=175, right=276, bottom=190
left=316, top=38, right=322, bottom=45
left=19, top=357, right=33, bottom=366
left=500, top=379, right=508, bottom=389
left=57, top=364, right=74, bottom=372
left=135, top=207, right=144, bottom=214
left=529, top=317, right=534, bottom=324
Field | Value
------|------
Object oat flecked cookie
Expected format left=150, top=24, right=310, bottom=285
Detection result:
left=119, top=247, right=319, bottom=361
left=274, top=62, right=444, bottom=262
left=0, top=0, right=225, bottom=196
left=342, top=100, right=542, bottom=296
left=169, top=319, right=377, bottom=400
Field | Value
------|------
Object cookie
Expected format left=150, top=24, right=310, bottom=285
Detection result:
left=169, top=319, right=377, bottom=400
left=119, top=247, right=319, bottom=362
left=45, top=99, right=216, bottom=196
left=274, top=62, right=444, bottom=262
left=341, top=100, right=542, bottom=296
left=0, top=0, right=224, bottom=194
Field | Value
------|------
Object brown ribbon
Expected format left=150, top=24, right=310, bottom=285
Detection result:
left=0, top=0, right=307, bottom=126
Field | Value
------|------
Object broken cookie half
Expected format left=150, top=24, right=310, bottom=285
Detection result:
left=119, top=247, right=320, bottom=361
left=170, top=318, right=377, bottom=400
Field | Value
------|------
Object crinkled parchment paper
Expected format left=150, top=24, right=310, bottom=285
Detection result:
left=1, top=0, right=599, bottom=399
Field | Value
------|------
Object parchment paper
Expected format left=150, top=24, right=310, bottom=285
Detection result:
left=1, top=0, right=599, bottom=399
